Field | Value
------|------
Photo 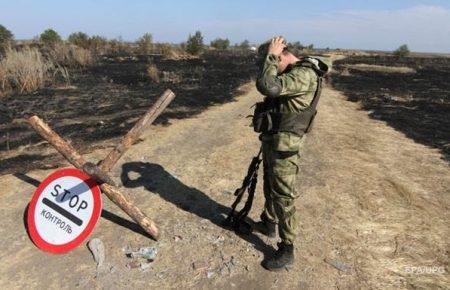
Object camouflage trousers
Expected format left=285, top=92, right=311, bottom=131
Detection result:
left=260, top=132, right=304, bottom=245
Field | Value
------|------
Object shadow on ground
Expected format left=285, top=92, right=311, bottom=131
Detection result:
left=332, top=56, right=450, bottom=162
left=120, top=161, right=274, bottom=257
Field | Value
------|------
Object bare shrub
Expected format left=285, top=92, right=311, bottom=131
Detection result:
left=47, top=43, right=94, bottom=68
left=210, top=38, right=230, bottom=50
left=53, top=64, right=71, bottom=86
left=68, top=32, right=90, bottom=49
left=137, top=33, right=153, bottom=54
left=0, top=65, right=10, bottom=95
left=89, top=35, right=108, bottom=55
left=154, top=43, right=180, bottom=59
left=0, top=47, right=53, bottom=93
left=107, top=38, right=133, bottom=56
left=147, top=64, right=159, bottom=83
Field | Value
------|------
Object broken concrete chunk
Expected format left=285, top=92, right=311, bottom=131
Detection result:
left=127, top=247, right=158, bottom=260
left=87, top=238, right=105, bottom=268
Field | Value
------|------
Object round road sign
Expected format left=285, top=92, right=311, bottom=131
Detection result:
left=27, top=168, right=102, bottom=254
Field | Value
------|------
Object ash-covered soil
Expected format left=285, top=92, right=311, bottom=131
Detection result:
left=332, top=55, right=450, bottom=162
left=0, top=51, right=257, bottom=175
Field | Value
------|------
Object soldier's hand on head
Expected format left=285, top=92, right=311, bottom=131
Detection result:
left=268, top=36, right=286, bottom=56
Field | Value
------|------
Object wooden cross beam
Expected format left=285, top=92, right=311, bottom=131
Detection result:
left=27, top=89, right=176, bottom=240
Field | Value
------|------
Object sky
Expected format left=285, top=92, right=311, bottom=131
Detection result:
left=1, top=0, right=450, bottom=53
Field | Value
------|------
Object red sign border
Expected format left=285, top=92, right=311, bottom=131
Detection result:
left=27, top=168, right=102, bottom=254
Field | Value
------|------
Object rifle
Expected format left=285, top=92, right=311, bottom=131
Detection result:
left=224, top=148, right=262, bottom=234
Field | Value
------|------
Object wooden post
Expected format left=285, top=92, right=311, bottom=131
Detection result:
left=100, top=89, right=175, bottom=172
left=28, top=116, right=160, bottom=240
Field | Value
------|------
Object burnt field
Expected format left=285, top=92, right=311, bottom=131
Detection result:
left=332, top=55, right=450, bottom=162
left=0, top=51, right=258, bottom=175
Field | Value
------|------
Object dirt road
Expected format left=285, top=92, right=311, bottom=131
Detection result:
left=0, top=82, right=448, bottom=289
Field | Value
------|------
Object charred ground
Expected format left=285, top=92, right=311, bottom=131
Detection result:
left=332, top=55, right=450, bottom=162
left=2, top=53, right=450, bottom=174
left=0, top=51, right=257, bottom=174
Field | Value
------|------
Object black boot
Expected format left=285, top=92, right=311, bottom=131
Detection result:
left=253, top=217, right=276, bottom=238
left=262, top=242, right=294, bottom=271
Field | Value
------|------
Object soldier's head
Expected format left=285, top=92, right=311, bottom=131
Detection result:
left=257, top=37, right=300, bottom=73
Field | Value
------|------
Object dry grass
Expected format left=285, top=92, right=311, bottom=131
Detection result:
left=47, top=43, right=94, bottom=68
left=0, top=65, right=9, bottom=94
left=345, top=63, right=416, bottom=74
left=147, top=64, right=160, bottom=83
left=0, top=47, right=53, bottom=94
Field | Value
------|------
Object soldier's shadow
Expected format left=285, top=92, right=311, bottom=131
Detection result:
left=120, top=161, right=274, bottom=257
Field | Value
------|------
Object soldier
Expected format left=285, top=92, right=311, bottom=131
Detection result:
left=253, top=36, right=330, bottom=271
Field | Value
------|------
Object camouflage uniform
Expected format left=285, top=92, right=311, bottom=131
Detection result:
left=256, top=53, right=329, bottom=245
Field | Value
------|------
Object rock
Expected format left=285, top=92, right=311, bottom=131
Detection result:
left=206, top=271, right=215, bottom=279
left=87, top=238, right=105, bottom=269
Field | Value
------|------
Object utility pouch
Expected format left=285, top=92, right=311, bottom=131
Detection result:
left=252, top=101, right=272, bottom=133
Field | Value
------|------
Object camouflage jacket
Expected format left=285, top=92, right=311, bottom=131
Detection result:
left=256, top=54, right=330, bottom=113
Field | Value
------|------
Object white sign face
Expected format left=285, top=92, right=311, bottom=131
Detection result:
left=27, top=168, right=102, bottom=254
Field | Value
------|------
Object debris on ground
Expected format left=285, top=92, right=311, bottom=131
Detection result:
left=324, top=258, right=351, bottom=272
left=382, top=94, right=396, bottom=102
left=126, top=247, right=158, bottom=270
left=127, top=247, right=158, bottom=260
left=126, top=260, right=141, bottom=269
left=87, top=238, right=105, bottom=269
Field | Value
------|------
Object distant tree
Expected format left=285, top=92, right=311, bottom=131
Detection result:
left=289, top=41, right=304, bottom=50
left=40, top=29, right=62, bottom=46
left=394, top=44, right=410, bottom=58
left=137, top=33, right=153, bottom=54
left=210, top=38, right=230, bottom=50
left=239, top=40, right=250, bottom=49
left=306, top=44, right=314, bottom=50
left=0, top=24, right=14, bottom=51
left=185, top=31, right=204, bottom=55
left=68, top=32, right=90, bottom=48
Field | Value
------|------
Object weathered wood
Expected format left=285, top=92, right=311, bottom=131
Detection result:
left=28, top=116, right=86, bottom=168
left=101, top=184, right=159, bottom=239
left=27, top=115, right=160, bottom=240
left=99, top=89, right=175, bottom=172
left=82, top=162, right=116, bottom=186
